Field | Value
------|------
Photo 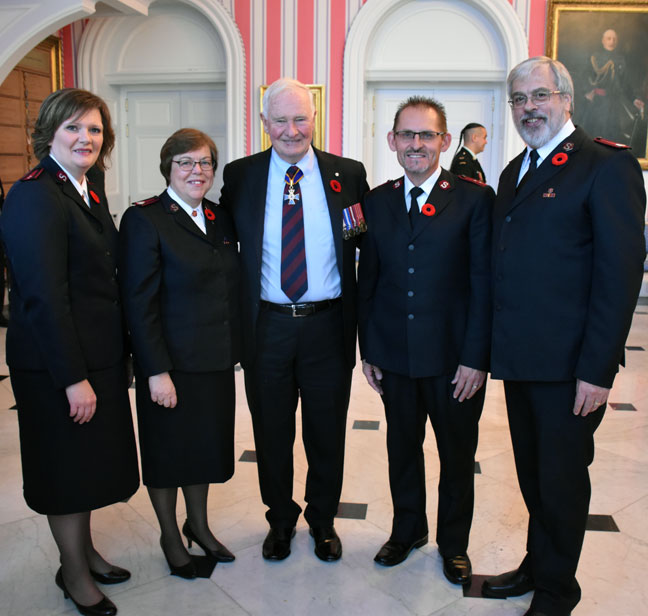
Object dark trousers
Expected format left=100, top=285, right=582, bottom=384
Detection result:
left=381, top=370, right=484, bottom=555
left=504, top=381, right=605, bottom=616
left=244, top=302, right=352, bottom=528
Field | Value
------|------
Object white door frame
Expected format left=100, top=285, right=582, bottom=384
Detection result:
left=343, top=0, right=528, bottom=171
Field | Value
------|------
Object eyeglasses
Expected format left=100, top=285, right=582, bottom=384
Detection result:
left=393, top=130, right=446, bottom=143
left=172, top=158, right=214, bottom=172
left=508, top=90, right=563, bottom=108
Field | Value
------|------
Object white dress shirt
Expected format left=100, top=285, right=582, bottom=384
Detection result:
left=261, top=146, right=341, bottom=303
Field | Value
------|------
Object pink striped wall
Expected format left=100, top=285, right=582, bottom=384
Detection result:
left=58, top=0, right=551, bottom=156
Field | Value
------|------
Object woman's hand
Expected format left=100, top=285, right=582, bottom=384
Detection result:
left=149, top=372, right=177, bottom=408
left=65, top=379, right=97, bottom=423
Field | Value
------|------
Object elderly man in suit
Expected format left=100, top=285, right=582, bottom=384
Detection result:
left=358, top=96, right=493, bottom=586
left=219, top=78, right=368, bottom=562
left=482, top=57, right=645, bottom=616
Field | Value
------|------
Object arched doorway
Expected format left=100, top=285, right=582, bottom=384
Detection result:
left=344, top=0, right=528, bottom=186
left=76, top=0, right=245, bottom=219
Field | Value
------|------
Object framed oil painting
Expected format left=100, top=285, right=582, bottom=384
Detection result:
left=547, top=0, right=648, bottom=168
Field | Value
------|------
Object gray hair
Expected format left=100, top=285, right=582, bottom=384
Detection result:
left=507, top=56, right=574, bottom=113
left=261, top=78, right=315, bottom=118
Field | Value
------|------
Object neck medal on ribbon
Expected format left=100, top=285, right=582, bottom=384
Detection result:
left=284, top=167, right=304, bottom=205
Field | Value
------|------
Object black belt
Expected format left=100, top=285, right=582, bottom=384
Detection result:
left=260, top=297, right=341, bottom=317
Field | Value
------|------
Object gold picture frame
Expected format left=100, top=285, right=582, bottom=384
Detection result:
left=547, top=0, right=648, bottom=168
left=259, top=84, right=326, bottom=151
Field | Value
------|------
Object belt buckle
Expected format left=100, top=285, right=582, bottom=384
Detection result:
left=291, top=304, right=307, bottom=317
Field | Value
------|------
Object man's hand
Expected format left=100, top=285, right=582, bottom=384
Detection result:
left=149, top=372, right=178, bottom=408
left=362, top=360, right=383, bottom=395
left=451, top=365, right=486, bottom=402
left=573, top=379, right=609, bottom=416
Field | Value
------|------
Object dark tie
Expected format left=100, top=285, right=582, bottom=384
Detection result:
left=281, top=165, right=308, bottom=302
left=409, top=186, right=424, bottom=229
left=516, top=149, right=539, bottom=192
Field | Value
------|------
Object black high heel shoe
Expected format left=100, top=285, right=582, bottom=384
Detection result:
left=55, top=567, right=117, bottom=616
left=159, top=538, right=197, bottom=579
left=90, top=565, right=131, bottom=585
left=182, top=519, right=235, bottom=562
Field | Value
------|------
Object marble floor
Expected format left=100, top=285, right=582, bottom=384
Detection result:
left=1, top=305, right=647, bottom=616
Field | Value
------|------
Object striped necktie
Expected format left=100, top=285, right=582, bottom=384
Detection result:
left=281, top=165, right=308, bottom=302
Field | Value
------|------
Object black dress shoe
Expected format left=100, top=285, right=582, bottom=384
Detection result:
left=159, top=538, right=197, bottom=579
left=55, top=567, right=117, bottom=616
left=262, top=527, right=296, bottom=561
left=442, top=554, right=472, bottom=585
left=373, top=534, right=428, bottom=566
left=482, top=567, right=534, bottom=598
left=309, top=526, right=342, bottom=561
left=182, top=520, right=235, bottom=562
left=90, top=566, right=131, bottom=585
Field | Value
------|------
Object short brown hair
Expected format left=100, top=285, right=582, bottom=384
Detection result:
left=392, top=96, right=448, bottom=133
left=159, top=128, right=219, bottom=185
left=31, top=88, right=115, bottom=170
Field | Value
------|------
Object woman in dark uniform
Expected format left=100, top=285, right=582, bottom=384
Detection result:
left=0, top=89, right=139, bottom=616
left=119, top=129, right=241, bottom=579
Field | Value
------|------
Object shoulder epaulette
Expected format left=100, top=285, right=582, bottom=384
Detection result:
left=593, top=137, right=630, bottom=149
left=132, top=196, right=160, bottom=207
left=20, top=167, right=44, bottom=182
left=458, top=175, right=487, bottom=187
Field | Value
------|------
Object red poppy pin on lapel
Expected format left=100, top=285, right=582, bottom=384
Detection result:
left=204, top=207, right=215, bottom=220
left=330, top=179, right=341, bottom=192
left=422, top=203, right=436, bottom=217
left=552, top=153, right=568, bottom=166
left=89, top=190, right=100, bottom=204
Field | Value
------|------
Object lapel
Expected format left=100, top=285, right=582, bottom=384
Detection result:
left=384, top=177, right=411, bottom=235
left=160, top=190, right=213, bottom=244
left=410, top=169, right=455, bottom=240
left=42, top=156, right=105, bottom=226
left=313, top=148, right=344, bottom=273
left=250, top=149, right=272, bottom=270
left=506, top=128, right=581, bottom=214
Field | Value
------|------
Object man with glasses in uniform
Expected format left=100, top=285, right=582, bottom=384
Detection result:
left=482, top=56, right=645, bottom=616
left=358, top=96, right=493, bottom=586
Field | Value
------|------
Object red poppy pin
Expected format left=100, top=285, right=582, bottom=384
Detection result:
left=204, top=207, right=215, bottom=220
left=552, top=153, right=568, bottom=166
left=89, top=190, right=100, bottom=204
left=422, top=203, right=436, bottom=217
left=330, top=179, right=341, bottom=192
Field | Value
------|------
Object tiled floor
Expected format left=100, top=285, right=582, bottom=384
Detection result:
left=1, top=307, right=647, bottom=616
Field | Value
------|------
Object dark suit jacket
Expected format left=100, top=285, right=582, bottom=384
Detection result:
left=219, top=147, right=369, bottom=368
left=491, top=126, right=646, bottom=388
left=358, top=170, right=494, bottom=378
left=118, top=191, right=241, bottom=377
left=0, top=156, right=126, bottom=388
left=450, top=147, right=486, bottom=183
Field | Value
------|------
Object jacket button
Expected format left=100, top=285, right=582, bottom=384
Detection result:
left=408, top=267, right=414, bottom=274
left=505, top=215, right=511, bottom=223
left=408, top=291, right=414, bottom=297
left=408, top=244, right=414, bottom=251
left=408, top=314, right=414, bottom=320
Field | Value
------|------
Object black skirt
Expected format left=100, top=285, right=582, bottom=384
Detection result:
left=135, top=366, right=235, bottom=488
left=11, top=361, right=140, bottom=515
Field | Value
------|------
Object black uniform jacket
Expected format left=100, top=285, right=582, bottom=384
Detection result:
left=358, top=170, right=494, bottom=378
left=491, top=127, right=646, bottom=388
left=450, top=147, right=486, bottom=183
left=0, top=156, right=126, bottom=388
left=118, top=191, right=241, bottom=377
left=219, top=147, right=369, bottom=368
